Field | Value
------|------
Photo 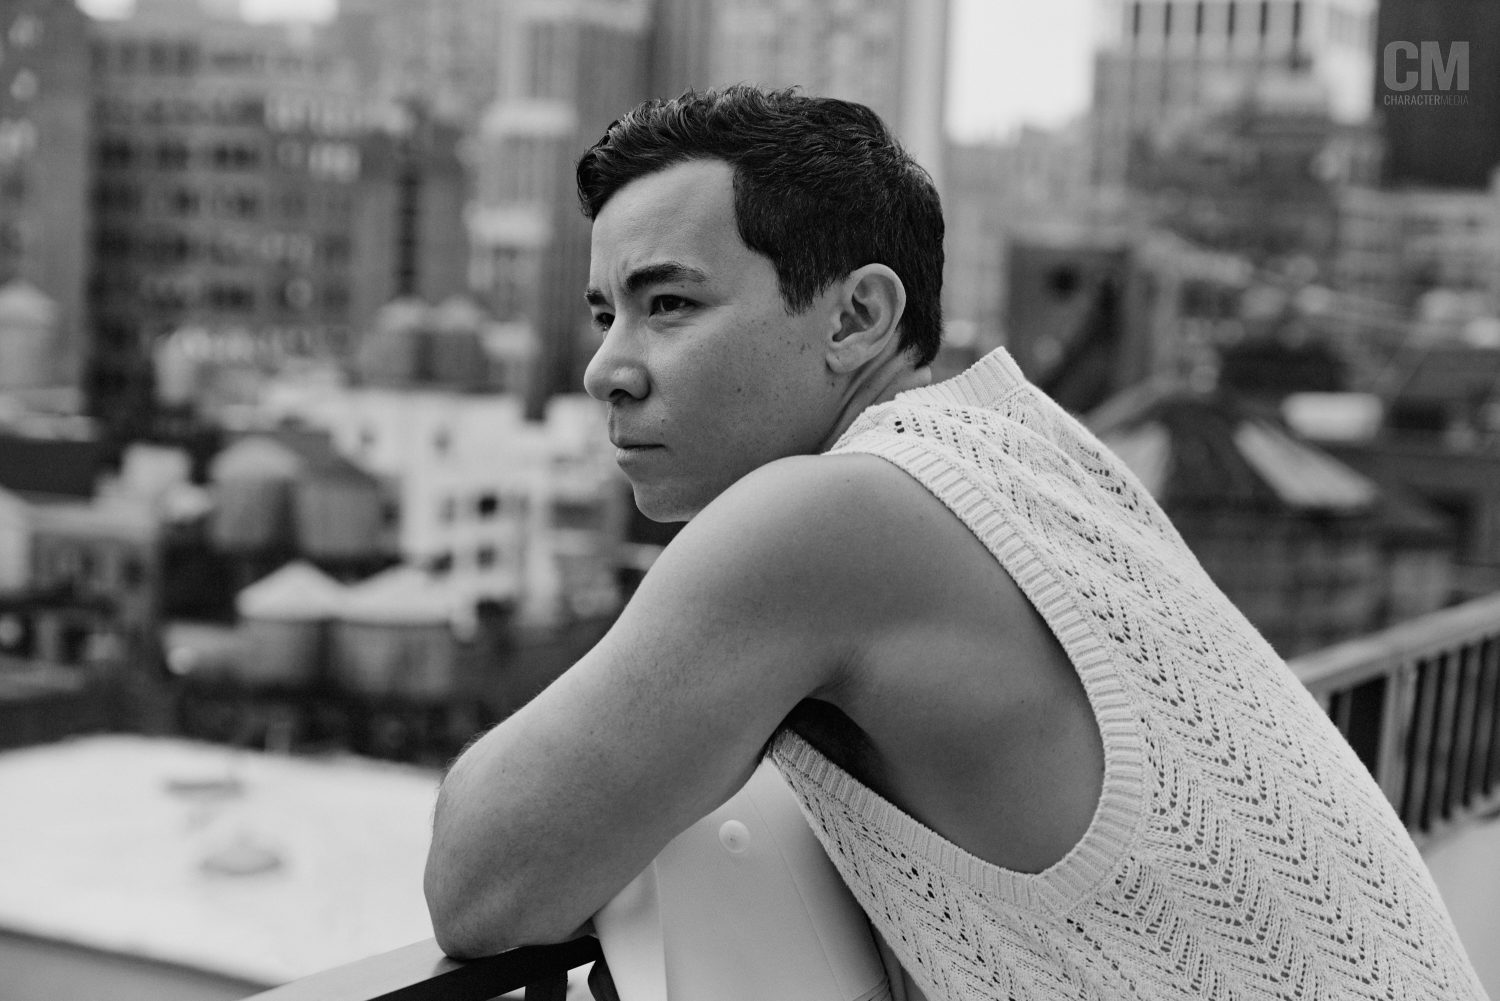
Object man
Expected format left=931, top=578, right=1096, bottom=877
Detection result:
left=425, top=87, right=1487, bottom=999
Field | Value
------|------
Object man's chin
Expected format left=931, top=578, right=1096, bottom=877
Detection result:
left=627, top=481, right=703, bottom=525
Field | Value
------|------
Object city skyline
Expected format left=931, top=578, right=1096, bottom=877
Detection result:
left=72, top=0, right=1097, bottom=141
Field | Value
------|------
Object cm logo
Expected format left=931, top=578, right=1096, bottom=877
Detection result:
left=1384, top=41, right=1469, bottom=92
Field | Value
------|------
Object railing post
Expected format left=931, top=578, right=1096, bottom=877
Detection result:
left=1480, top=638, right=1500, bottom=799
left=1402, top=655, right=1442, bottom=831
left=1450, top=643, right=1486, bottom=813
left=1378, top=660, right=1418, bottom=811
left=1429, top=651, right=1465, bottom=826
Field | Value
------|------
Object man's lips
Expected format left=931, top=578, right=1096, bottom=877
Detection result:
left=611, top=441, right=665, bottom=466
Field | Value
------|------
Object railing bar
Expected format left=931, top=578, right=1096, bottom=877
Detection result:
left=1402, top=656, right=1441, bottom=830
left=1427, top=651, right=1461, bottom=826
left=1328, top=690, right=1351, bottom=738
left=373, top=940, right=600, bottom=1001
left=1291, top=591, right=1500, bottom=694
left=1460, top=642, right=1494, bottom=806
left=239, top=938, right=601, bottom=1001
left=1485, top=637, right=1500, bottom=793
left=1377, top=663, right=1417, bottom=810
left=1447, top=644, right=1483, bottom=817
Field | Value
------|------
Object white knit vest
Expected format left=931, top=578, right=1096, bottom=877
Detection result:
left=769, top=348, right=1488, bottom=1001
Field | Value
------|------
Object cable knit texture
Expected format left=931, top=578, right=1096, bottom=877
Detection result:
left=769, top=348, right=1488, bottom=1001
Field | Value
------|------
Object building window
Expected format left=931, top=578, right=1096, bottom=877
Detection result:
left=233, top=98, right=264, bottom=125
left=121, top=557, right=145, bottom=589
left=553, top=500, right=599, bottom=531
left=322, top=284, right=349, bottom=313
left=169, top=188, right=199, bottom=216
left=206, top=282, right=254, bottom=311
left=214, top=190, right=260, bottom=219
left=321, top=234, right=350, bottom=264
left=149, top=43, right=175, bottom=74
left=278, top=278, right=314, bottom=312
left=476, top=546, right=497, bottom=569
left=212, top=143, right=260, bottom=171
left=93, top=183, right=140, bottom=215
left=476, top=493, right=499, bottom=518
left=157, top=141, right=190, bottom=170
left=98, top=138, right=134, bottom=169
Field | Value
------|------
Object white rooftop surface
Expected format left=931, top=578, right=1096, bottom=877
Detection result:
left=0, top=735, right=441, bottom=986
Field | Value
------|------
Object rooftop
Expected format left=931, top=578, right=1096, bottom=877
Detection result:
left=0, top=735, right=438, bottom=986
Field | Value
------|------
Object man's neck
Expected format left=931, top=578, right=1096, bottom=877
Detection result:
left=818, top=358, right=932, bottom=453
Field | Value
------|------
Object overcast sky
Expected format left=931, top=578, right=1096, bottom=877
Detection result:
left=75, top=0, right=1097, bottom=141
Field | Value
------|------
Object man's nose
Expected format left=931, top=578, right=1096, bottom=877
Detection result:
left=583, top=323, right=649, bottom=403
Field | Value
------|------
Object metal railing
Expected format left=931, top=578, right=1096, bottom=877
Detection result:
left=240, top=936, right=601, bottom=1001
left=1291, top=589, right=1500, bottom=843
left=241, top=591, right=1500, bottom=1001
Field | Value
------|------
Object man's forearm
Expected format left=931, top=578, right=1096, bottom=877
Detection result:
left=424, top=470, right=853, bottom=957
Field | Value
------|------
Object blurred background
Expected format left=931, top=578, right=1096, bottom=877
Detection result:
left=1, top=0, right=1499, bottom=997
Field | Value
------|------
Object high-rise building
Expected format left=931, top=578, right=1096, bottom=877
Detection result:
left=88, top=0, right=368, bottom=427
left=942, top=126, right=1098, bottom=358
left=1375, top=0, right=1500, bottom=190
left=347, top=105, right=471, bottom=331
left=469, top=0, right=652, bottom=417
left=645, top=0, right=949, bottom=188
left=0, top=0, right=92, bottom=396
left=1092, top=0, right=1378, bottom=188
left=323, top=0, right=506, bottom=129
left=87, top=0, right=469, bottom=430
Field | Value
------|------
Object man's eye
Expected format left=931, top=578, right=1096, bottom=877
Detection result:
left=651, top=295, right=690, bottom=315
left=592, top=312, right=614, bottom=333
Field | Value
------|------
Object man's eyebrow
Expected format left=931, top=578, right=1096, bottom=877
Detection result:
left=584, top=262, right=710, bottom=306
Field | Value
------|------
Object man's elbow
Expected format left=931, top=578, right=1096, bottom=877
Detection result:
left=424, top=852, right=581, bottom=959
left=425, top=860, right=511, bottom=957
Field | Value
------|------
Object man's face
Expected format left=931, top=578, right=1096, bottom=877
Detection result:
left=584, top=159, right=842, bottom=522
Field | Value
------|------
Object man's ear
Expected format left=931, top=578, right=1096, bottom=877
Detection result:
left=826, top=264, right=907, bottom=375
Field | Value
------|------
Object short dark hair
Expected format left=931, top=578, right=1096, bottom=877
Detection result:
left=576, top=86, right=944, bottom=367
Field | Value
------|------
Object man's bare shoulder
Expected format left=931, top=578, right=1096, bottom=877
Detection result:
left=626, top=451, right=991, bottom=686
left=646, top=451, right=942, bottom=606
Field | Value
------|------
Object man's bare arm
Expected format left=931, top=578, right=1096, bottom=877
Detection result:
left=423, top=456, right=889, bottom=958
